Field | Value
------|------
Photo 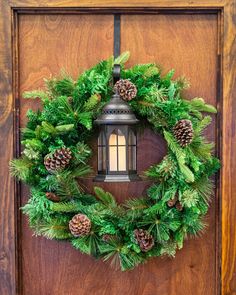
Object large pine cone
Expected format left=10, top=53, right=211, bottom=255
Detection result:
left=69, top=214, right=91, bottom=237
left=173, top=119, right=193, bottom=147
left=134, top=229, right=154, bottom=252
left=44, top=147, right=72, bottom=172
left=114, top=79, right=137, bottom=101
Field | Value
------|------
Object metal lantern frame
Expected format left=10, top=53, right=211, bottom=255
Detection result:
left=94, top=65, right=140, bottom=182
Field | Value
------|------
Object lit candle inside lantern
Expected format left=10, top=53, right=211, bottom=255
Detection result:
left=109, top=130, right=126, bottom=171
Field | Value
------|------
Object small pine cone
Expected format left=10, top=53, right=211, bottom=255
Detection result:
left=67, top=96, right=73, bottom=104
left=167, top=195, right=178, bottom=208
left=45, top=192, right=60, bottom=202
left=69, top=214, right=91, bottom=237
left=95, top=93, right=102, bottom=102
left=134, top=229, right=154, bottom=252
left=175, top=201, right=183, bottom=211
left=114, top=79, right=137, bottom=101
left=173, top=119, right=193, bottom=147
left=44, top=147, right=72, bottom=172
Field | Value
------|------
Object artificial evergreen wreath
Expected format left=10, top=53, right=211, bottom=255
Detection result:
left=10, top=52, right=220, bottom=271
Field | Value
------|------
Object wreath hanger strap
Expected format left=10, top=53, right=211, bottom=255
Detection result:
left=113, top=64, right=121, bottom=85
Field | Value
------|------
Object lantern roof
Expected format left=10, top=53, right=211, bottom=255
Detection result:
left=94, top=92, right=139, bottom=125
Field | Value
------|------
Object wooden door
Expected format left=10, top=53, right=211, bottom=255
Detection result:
left=1, top=2, right=236, bottom=295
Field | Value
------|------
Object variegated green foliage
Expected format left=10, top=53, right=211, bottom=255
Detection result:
left=10, top=52, right=220, bottom=271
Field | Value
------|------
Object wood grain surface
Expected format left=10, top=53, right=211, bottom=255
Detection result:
left=0, top=2, right=17, bottom=295
left=18, top=12, right=218, bottom=295
left=121, top=13, right=219, bottom=295
left=221, top=1, right=236, bottom=294
left=0, top=1, right=235, bottom=294
left=8, top=0, right=227, bottom=8
left=18, top=14, right=115, bottom=295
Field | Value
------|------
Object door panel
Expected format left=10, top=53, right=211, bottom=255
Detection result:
left=18, top=12, right=218, bottom=295
left=121, top=14, right=218, bottom=295
left=19, top=14, right=114, bottom=295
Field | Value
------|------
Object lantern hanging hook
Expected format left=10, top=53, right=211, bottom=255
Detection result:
left=113, top=64, right=121, bottom=86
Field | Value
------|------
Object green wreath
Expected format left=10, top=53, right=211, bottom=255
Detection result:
left=11, top=52, right=220, bottom=271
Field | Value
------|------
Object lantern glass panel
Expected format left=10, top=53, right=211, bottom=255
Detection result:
left=128, top=129, right=136, bottom=145
left=118, top=146, right=126, bottom=171
left=109, top=129, right=127, bottom=172
left=109, top=146, right=117, bottom=171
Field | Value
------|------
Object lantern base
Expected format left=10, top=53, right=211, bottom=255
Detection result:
left=94, top=173, right=141, bottom=182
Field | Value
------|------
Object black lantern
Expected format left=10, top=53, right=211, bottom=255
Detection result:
left=94, top=66, right=140, bottom=182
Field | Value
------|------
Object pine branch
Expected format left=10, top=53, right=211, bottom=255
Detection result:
left=124, top=198, right=149, bottom=221
left=191, top=176, right=214, bottom=204
left=114, top=51, right=130, bottom=65
left=83, top=94, right=101, bottom=111
left=10, top=157, right=33, bottom=181
left=194, top=116, right=212, bottom=135
left=55, top=171, right=82, bottom=198
left=54, top=74, right=75, bottom=96
left=21, top=189, right=52, bottom=224
left=175, top=76, right=190, bottom=91
left=34, top=219, right=71, bottom=240
left=147, top=183, right=164, bottom=200
left=164, top=131, right=194, bottom=183
left=72, top=233, right=101, bottom=257
left=23, top=89, right=48, bottom=102
left=50, top=201, right=84, bottom=213
left=145, top=155, right=177, bottom=180
left=143, top=65, right=160, bottom=78
left=94, top=186, right=117, bottom=207
left=187, top=97, right=217, bottom=113
left=160, top=241, right=177, bottom=257
left=180, top=189, right=199, bottom=208
left=100, top=239, right=145, bottom=271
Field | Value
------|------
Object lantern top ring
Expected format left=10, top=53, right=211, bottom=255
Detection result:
left=94, top=93, right=139, bottom=125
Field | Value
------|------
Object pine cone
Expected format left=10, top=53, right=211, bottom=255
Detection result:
left=114, top=79, right=137, bottom=101
left=44, top=147, right=72, bottom=172
left=173, top=119, right=193, bottom=147
left=69, top=214, right=91, bottom=237
left=45, top=192, right=60, bottom=202
left=134, top=229, right=154, bottom=252
left=95, top=93, right=101, bottom=102
left=175, top=201, right=183, bottom=211
left=167, top=195, right=178, bottom=208
left=67, top=96, right=73, bottom=104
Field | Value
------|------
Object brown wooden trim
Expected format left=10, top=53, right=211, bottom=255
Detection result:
left=7, top=0, right=226, bottom=8
left=0, top=1, right=17, bottom=295
left=13, top=8, right=221, bottom=15
left=12, top=9, right=22, bottom=295
left=221, top=1, right=236, bottom=294
left=215, top=10, right=223, bottom=295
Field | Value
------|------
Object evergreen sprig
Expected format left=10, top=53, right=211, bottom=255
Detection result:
left=10, top=51, right=220, bottom=271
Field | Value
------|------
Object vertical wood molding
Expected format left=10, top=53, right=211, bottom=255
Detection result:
left=222, top=1, right=236, bottom=294
left=0, top=2, right=17, bottom=295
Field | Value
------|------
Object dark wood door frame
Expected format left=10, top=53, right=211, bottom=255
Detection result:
left=0, top=1, right=235, bottom=294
